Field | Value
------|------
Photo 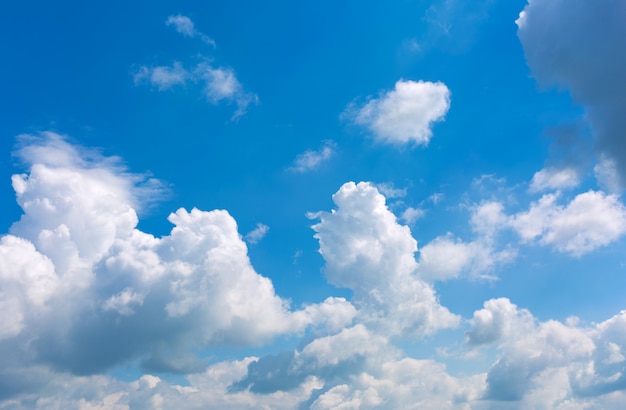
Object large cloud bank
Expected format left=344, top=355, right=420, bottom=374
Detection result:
left=3, top=135, right=626, bottom=408
left=517, top=0, right=626, bottom=188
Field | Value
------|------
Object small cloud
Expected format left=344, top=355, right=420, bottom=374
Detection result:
left=529, top=167, right=580, bottom=193
left=400, top=207, right=425, bottom=224
left=244, top=223, right=269, bottom=244
left=289, top=141, right=335, bottom=173
left=375, top=182, right=407, bottom=199
left=343, top=80, right=450, bottom=146
left=595, top=155, right=623, bottom=193
left=195, top=64, right=259, bottom=120
left=428, top=192, right=445, bottom=204
left=133, top=62, right=188, bottom=91
left=134, top=62, right=257, bottom=120
left=166, top=14, right=216, bottom=47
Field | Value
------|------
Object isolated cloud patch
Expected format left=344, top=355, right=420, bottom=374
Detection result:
left=289, top=140, right=335, bottom=173
left=345, top=80, right=450, bottom=146
left=517, top=0, right=626, bottom=187
left=166, top=14, right=215, bottom=46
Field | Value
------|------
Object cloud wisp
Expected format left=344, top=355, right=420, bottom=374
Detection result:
left=134, top=16, right=257, bottom=120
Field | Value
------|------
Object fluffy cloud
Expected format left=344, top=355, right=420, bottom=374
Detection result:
left=517, top=0, right=626, bottom=187
left=344, top=80, right=450, bottom=146
left=310, top=181, right=460, bottom=337
left=510, top=190, right=626, bottom=256
left=6, top=136, right=626, bottom=409
left=0, top=134, right=353, bottom=389
left=289, top=140, right=336, bottom=173
left=471, top=187, right=626, bottom=256
left=466, top=298, right=626, bottom=407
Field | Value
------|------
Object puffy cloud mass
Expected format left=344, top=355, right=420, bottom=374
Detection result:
left=310, top=181, right=460, bottom=337
left=5, top=135, right=626, bottom=409
left=517, top=0, right=626, bottom=188
left=0, top=133, right=353, bottom=386
left=345, top=80, right=450, bottom=146
left=510, top=190, right=626, bottom=256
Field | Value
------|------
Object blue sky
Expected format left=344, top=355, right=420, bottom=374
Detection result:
left=2, top=0, right=626, bottom=408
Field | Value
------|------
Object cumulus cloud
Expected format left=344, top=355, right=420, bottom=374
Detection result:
left=344, top=80, right=450, bottom=146
left=517, top=0, right=626, bottom=187
left=310, top=181, right=460, bottom=337
left=289, top=140, right=335, bottom=173
left=6, top=136, right=626, bottom=409
left=466, top=298, right=626, bottom=406
left=510, top=190, right=626, bottom=256
left=471, top=187, right=626, bottom=256
left=0, top=133, right=353, bottom=386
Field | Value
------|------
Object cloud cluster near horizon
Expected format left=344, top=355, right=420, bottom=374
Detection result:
left=3, top=132, right=626, bottom=408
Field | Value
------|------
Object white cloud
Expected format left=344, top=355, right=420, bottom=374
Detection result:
left=416, top=234, right=514, bottom=282
left=289, top=140, right=335, bottom=173
left=6, top=136, right=626, bottom=409
left=465, top=298, right=535, bottom=346
left=345, top=80, right=450, bottom=146
left=166, top=15, right=195, bottom=37
left=0, top=133, right=352, bottom=379
left=133, top=62, right=188, bottom=91
left=529, top=167, right=580, bottom=193
left=134, top=62, right=258, bottom=120
left=244, top=223, right=269, bottom=244
left=195, top=64, right=258, bottom=120
left=517, top=0, right=626, bottom=185
left=134, top=17, right=255, bottom=119
left=310, top=181, right=460, bottom=337
left=510, top=190, right=626, bottom=256
left=466, top=298, right=626, bottom=406
left=166, top=14, right=216, bottom=47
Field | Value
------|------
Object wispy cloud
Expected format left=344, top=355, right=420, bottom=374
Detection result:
left=166, top=14, right=216, bottom=47
left=134, top=16, right=256, bottom=120
left=244, top=223, right=269, bottom=244
left=289, top=140, right=335, bottom=173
